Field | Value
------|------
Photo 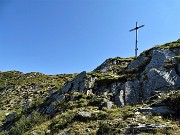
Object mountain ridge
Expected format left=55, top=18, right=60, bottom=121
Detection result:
left=1, top=39, right=180, bottom=134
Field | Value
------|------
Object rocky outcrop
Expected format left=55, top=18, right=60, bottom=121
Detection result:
left=115, top=48, right=180, bottom=106
left=139, top=49, right=180, bottom=100
left=128, top=54, right=149, bottom=69
left=55, top=47, right=180, bottom=108
left=94, top=57, right=133, bottom=74
left=62, top=71, right=86, bottom=93
left=144, top=49, right=175, bottom=72
left=45, top=103, right=56, bottom=115
left=142, top=67, right=180, bottom=100
left=126, top=123, right=170, bottom=133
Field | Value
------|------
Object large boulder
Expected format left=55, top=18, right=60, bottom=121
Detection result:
left=62, top=71, right=86, bottom=93
left=142, top=67, right=180, bottom=100
left=143, top=49, right=175, bottom=73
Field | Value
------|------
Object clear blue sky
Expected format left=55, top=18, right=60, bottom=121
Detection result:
left=0, top=0, right=180, bottom=74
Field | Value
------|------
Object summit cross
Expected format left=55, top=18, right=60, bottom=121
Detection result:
left=129, top=21, right=144, bottom=57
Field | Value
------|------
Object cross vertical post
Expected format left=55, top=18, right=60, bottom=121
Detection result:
left=130, top=21, right=144, bottom=57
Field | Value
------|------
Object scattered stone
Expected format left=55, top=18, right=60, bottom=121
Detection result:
left=31, top=131, right=37, bottom=135
left=134, top=112, right=140, bottom=115
left=86, top=128, right=91, bottom=132
left=5, top=113, right=10, bottom=116
left=126, top=123, right=170, bottom=132
left=137, top=106, right=175, bottom=115
left=78, top=111, right=92, bottom=118
left=46, top=129, right=51, bottom=134
left=99, top=101, right=113, bottom=109
left=86, top=89, right=92, bottom=96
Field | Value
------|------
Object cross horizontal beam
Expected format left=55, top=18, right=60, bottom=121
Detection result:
left=129, top=24, right=144, bottom=32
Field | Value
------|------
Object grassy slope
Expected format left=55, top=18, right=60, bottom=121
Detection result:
left=0, top=71, right=74, bottom=127
left=6, top=91, right=180, bottom=135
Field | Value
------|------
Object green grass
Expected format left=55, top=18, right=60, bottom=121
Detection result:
left=0, top=70, right=75, bottom=131
left=1, top=91, right=180, bottom=134
left=141, top=38, right=180, bottom=56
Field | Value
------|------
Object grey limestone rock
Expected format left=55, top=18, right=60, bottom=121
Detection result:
left=79, top=81, right=86, bottom=92
left=72, top=71, right=86, bottom=91
left=78, top=111, right=92, bottom=117
left=126, top=123, right=170, bottom=132
left=100, top=101, right=113, bottom=109
left=61, top=82, right=72, bottom=93
left=125, top=79, right=141, bottom=105
left=137, top=106, right=175, bottom=115
left=144, top=49, right=175, bottom=73
left=142, top=67, right=180, bottom=100
left=53, top=93, right=65, bottom=101
left=61, top=71, right=86, bottom=93
left=115, top=90, right=125, bottom=107
left=45, top=104, right=56, bottom=115
left=110, top=82, right=124, bottom=95
left=93, top=57, right=126, bottom=73
left=86, top=76, right=96, bottom=89
left=31, top=131, right=38, bottom=135
left=93, top=59, right=112, bottom=73
left=128, top=54, right=149, bottom=69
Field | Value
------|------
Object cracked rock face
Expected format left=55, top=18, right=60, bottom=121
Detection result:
left=124, top=79, right=142, bottom=105
left=39, top=47, right=180, bottom=109
left=61, top=71, right=86, bottom=93
left=95, top=48, right=180, bottom=106
left=137, top=49, right=180, bottom=100
left=142, top=67, right=180, bottom=100
left=144, top=49, right=175, bottom=72
left=128, top=54, right=149, bottom=69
